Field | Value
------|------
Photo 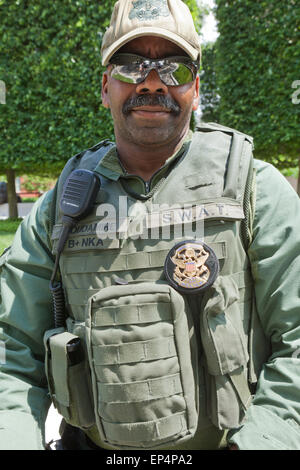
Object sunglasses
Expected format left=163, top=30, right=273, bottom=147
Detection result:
left=109, top=53, right=199, bottom=87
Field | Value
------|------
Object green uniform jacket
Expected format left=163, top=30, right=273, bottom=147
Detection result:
left=0, top=151, right=300, bottom=450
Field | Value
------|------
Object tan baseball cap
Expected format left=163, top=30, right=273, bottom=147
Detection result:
left=101, top=0, right=201, bottom=66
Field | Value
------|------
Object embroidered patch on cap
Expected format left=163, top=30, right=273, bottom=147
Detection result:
left=129, top=0, right=170, bottom=21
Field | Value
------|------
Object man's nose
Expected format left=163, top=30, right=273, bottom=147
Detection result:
left=136, top=69, right=168, bottom=94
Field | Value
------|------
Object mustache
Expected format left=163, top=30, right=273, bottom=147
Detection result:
left=122, top=94, right=181, bottom=116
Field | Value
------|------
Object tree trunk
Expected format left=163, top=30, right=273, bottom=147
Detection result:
left=6, top=169, right=18, bottom=218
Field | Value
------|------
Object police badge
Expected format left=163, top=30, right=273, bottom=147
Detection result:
left=164, top=240, right=219, bottom=294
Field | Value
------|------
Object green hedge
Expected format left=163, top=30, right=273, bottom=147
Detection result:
left=215, top=0, right=300, bottom=167
left=0, top=0, right=115, bottom=175
left=0, top=0, right=201, bottom=176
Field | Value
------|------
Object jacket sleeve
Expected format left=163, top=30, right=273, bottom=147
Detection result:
left=228, top=160, right=300, bottom=450
left=0, top=190, right=56, bottom=450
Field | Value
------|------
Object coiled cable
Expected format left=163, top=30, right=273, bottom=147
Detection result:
left=50, top=217, right=77, bottom=328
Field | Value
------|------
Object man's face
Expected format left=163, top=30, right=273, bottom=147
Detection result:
left=101, top=36, right=200, bottom=149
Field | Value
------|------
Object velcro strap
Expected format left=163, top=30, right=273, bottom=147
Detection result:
left=229, top=369, right=252, bottom=410
left=98, top=373, right=182, bottom=403
left=101, top=411, right=187, bottom=445
left=93, top=336, right=176, bottom=365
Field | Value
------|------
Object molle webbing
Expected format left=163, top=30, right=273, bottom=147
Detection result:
left=85, top=282, right=199, bottom=448
left=63, top=242, right=227, bottom=274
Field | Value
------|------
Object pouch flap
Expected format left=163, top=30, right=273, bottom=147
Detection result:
left=201, top=275, right=249, bottom=376
left=45, top=330, right=76, bottom=407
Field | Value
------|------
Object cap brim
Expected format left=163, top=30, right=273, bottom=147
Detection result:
left=101, top=27, right=200, bottom=66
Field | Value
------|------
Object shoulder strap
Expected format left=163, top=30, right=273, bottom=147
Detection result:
left=196, top=122, right=255, bottom=251
left=196, top=121, right=253, bottom=143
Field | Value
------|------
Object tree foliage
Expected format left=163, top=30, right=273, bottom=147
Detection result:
left=0, top=0, right=202, bottom=177
left=200, top=43, right=221, bottom=123
left=0, top=0, right=113, bottom=176
left=214, top=0, right=300, bottom=168
left=185, top=0, right=205, bottom=33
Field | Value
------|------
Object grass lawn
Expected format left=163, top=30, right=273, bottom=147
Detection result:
left=0, top=219, right=22, bottom=254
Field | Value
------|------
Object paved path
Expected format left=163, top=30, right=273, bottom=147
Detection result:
left=0, top=203, right=34, bottom=219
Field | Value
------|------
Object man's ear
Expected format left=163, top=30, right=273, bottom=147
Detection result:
left=101, top=70, right=110, bottom=109
left=192, top=75, right=200, bottom=111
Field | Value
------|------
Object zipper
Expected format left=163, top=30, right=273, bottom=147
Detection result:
left=122, top=173, right=157, bottom=196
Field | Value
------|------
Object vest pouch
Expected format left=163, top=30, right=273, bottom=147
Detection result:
left=200, top=275, right=252, bottom=430
left=85, top=281, right=198, bottom=449
left=44, top=328, right=95, bottom=429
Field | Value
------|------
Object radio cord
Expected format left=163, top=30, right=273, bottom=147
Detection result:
left=50, top=216, right=77, bottom=328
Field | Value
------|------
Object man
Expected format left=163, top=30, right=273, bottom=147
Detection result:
left=0, top=0, right=300, bottom=451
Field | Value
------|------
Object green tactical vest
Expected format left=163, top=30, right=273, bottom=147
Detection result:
left=45, top=123, right=270, bottom=450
